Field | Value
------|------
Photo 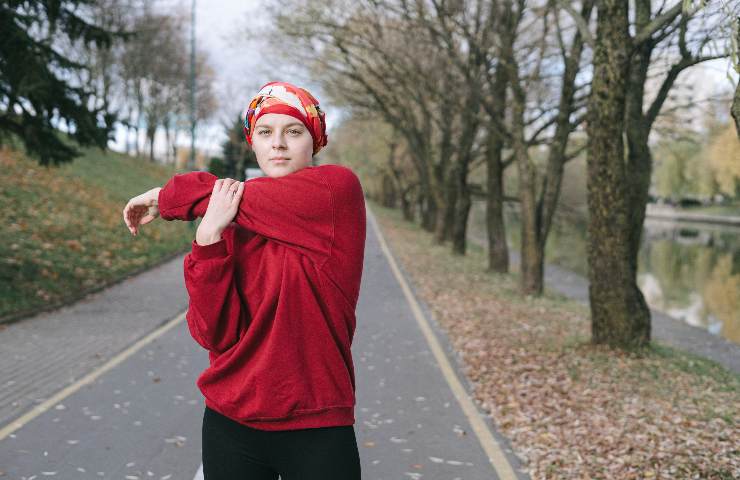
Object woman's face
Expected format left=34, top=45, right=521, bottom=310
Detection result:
left=252, top=113, right=314, bottom=178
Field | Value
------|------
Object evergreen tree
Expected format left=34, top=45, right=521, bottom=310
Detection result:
left=0, top=1, right=119, bottom=166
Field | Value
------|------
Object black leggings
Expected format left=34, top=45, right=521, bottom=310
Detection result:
left=202, top=406, right=362, bottom=479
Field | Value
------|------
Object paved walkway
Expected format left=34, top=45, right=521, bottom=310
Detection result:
left=645, top=204, right=740, bottom=227
left=0, top=206, right=530, bottom=479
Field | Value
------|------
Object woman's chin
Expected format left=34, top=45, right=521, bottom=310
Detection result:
left=266, top=168, right=291, bottom=178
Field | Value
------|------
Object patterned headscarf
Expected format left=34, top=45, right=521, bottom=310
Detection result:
left=243, top=81, right=328, bottom=155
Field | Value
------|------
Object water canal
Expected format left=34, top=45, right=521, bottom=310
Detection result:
left=466, top=199, right=740, bottom=346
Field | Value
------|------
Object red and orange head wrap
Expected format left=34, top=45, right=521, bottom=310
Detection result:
left=243, top=81, right=328, bottom=156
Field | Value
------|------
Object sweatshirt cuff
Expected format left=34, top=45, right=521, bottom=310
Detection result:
left=157, top=185, right=172, bottom=221
left=191, top=238, right=228, bottom=260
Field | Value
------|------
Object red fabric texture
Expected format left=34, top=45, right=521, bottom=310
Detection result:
left=158, top=165, right=366, bottom=430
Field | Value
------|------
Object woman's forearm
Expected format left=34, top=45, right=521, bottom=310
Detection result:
left=196, top=224, right=224, bottom=246
left=158, top=172, right=216, bottom=221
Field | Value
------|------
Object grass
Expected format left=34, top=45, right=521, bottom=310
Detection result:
left=0, top=145, right=197, bottom=323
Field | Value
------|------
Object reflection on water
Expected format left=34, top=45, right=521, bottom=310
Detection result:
left=467, top=199, right=740, bottom=346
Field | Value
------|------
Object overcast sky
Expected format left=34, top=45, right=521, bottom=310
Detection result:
left=111, top=0, right=338, bottom=157
left=110, top=0, right=739, bottom=160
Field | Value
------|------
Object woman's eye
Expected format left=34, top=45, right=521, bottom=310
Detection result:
left=288, top=129, right=301, bottom=135
left=258, top=130, right=270, bottom=135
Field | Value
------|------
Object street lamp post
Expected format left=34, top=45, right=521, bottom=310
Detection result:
left=189, top=0, right=196, bottom=172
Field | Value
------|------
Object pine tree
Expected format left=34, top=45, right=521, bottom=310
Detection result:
left=0, top=1, right=119, bottom=166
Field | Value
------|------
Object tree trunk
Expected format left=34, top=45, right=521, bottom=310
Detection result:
left=449, top=70, right=483, bottom=255
left=400, top=186, right=415, bottom=222
left=485, top=60, right=511, bottom=273
left=134, top=124, right=141, bottom=157
left=586, top=0, right=650, bottom=348
left=172, top=128, right=179, bottom=166
left=125, top=124, right=133, bottom=155
left=164, top=122, right=172, bottom=164
left=539, top=0, right=594, bottom=254
left=511, top=78, right=543, bottom=295
left=486, top=131, right=509, bottom=273
left=732, top=75, right=740, bottom=139
left=621, top=0, right=658, bottom=345
left=733, top=23, right=740, bottom=138
left=381, top=172, right=397, bottom=207
left=147, top=125, right=156, bottom=162
left=135, top=84, right=143, bottom=157
left=452, top=164, right=472, bottom=255
left=436, top=170, right=457, bottom=245
left=420, top=189, right=437, bottom=232
left=502, top=0, right=542, bottom=295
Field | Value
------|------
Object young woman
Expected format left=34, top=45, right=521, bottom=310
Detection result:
left=122, top=81, right=366, bottom=479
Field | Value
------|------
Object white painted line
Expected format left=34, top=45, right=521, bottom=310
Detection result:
left=367, top=205, right=520, bottom=480
left=0, top=311, right=186, bottom=440
left=193, top=463, right=204, bottom=480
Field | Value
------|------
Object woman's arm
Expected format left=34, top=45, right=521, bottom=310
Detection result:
left=184, top=179, right=246, bottom=354
left=184, top=235, right=247, bottom=354
left=156, top=169, right=335, bottom=265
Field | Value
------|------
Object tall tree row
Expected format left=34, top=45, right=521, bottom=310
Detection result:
left=0, top=0, right=217, bottom=166
left=266, top=0, right=734, bottom=348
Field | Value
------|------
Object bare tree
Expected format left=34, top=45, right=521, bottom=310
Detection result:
left=580, top=0, right=730, bottom=347
left=267, top=0, right=490, bottom=252
left=119, top=9, right=216, bottom=162
left=489, top=0, right=591, bottom=294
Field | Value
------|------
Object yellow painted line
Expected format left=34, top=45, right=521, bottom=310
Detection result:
left=0, top=312, right=186, bottom=441
left=367, top=205, right=520, bottom=480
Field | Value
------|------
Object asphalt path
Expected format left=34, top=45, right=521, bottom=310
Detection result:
left=0, top=205, right=529, bottom=479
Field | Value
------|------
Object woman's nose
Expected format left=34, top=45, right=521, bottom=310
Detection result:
left=272, top=133, right=287, bottom=149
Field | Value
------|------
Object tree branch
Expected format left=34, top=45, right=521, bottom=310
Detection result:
left=558, top=0, right=595, bottom=47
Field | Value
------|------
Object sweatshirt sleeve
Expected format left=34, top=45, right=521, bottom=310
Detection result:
left=183, top=235, right=246, bottom=354
left=158, top=170, right=334, bottom=265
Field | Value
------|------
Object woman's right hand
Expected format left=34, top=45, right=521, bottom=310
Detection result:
left=123, top=187, right=162, bottom=236
left=196, top=179, right=244, bottom=245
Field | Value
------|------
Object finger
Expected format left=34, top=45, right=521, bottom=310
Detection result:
left=230, top=182, right=244, bottom=205
left=230, top=181, right=241, bottom=199
left=220, top=180, right=236, bottom=199
left=214, top=179, right=224, bottom=193
left=123, top=204, right=132, bottom=228
left=222, top=178, right=236, bottom=192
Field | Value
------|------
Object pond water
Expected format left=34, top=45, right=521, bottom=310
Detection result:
left=467, top=199, right=740, bottom=346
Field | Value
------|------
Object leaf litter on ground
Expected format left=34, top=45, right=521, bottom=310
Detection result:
left=372, top=202, right=739, bottom=480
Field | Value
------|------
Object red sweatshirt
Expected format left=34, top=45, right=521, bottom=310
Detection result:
left=157, top=164, right=366, bottom=431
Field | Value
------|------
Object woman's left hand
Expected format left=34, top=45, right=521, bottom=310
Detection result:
left=196, top=179, right=244, bottom=245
